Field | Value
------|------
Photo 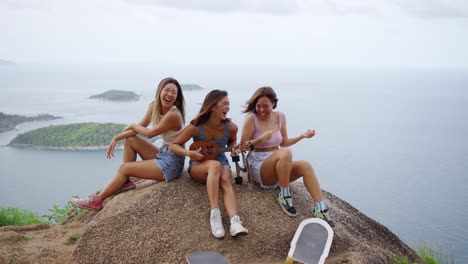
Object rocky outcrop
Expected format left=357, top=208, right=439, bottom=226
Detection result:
left=73, top=171, right=422, bottom=264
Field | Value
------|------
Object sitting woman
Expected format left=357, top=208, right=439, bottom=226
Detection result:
left=240, top=86, right=334, bottom=227
left=170, top=90, right=248, bottom=239
left=72, top=77, right=186, bottom=211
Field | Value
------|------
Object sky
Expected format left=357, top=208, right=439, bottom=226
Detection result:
left=1, top=0, right=467, bottom=68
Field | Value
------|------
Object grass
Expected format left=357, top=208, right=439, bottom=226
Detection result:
left=67, top=234, right=80, bottom=245
left=416, top=243, right=455, bottom=264
left=1, top=195, right=85, bottom=227
left=390, top=243, right=455, bottom=264
left=0, top=207, right=47, bottom=227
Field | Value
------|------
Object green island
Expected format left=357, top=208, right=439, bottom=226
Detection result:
left=181, top=84, right=204, bottom=91
left=0, top=112, right=61, bottom=133
left=9, top=122, right=125, bottom=150
left=89, top=90, right=140, bottom=102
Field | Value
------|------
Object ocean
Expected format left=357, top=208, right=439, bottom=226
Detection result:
left=0, top=64, right=467, bottom=263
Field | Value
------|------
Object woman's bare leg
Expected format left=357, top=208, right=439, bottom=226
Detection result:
left=98, top=160, right=164, bottom=201
left=259, top=148, right=293, bottom=186
left=219, top=167, right=238, bottom=217
left=290, top=160, right=323, bottom=202
left=123, top=136, right=159, bottom=162
left=189, top=160, right=222, bottom=209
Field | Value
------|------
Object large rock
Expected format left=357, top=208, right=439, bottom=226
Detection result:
left=73, top=170, right=422, bottom=264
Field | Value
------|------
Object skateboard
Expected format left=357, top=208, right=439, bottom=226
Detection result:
left=186, top=251, right=230, bottom=264
left=285, top=218, right=334, bottom=264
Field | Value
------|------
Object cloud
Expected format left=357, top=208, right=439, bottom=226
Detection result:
left=0, top=0, right=54, bottom=11
left=125, top=0, right=299, bottom=15
left=390, top=0, right=468, bottom=18
left=124, top=0, right=468, bottom=18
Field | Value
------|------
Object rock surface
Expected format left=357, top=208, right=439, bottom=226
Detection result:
left=72, top=170, right=423, bottom=264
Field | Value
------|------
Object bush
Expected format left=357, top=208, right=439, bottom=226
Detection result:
left=0, top=207, right=47, bottom=226
left=42, top=196, right=84, bottom=224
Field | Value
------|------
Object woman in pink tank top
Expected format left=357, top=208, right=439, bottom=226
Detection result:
left=240, top=87, right=334, bottom=228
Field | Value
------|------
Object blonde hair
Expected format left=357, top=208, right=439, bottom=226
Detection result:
left=150, top=77, right=186, bottom=125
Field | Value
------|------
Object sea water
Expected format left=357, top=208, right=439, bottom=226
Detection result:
left=0, top=65, right=467, bottom=262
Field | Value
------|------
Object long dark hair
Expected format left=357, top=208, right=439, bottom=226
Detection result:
left=243, top=86, right=278, bottom=113
left=190, top=90, right=229, bottom=126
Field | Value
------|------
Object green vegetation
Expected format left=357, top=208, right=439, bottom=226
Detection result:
left=0, top=207, right=47, bottom=226
left=416, top=244, right=454, bottom=264
left=0, top=112, right=60, bottom=132
left=89, top=90, right=140, bottom=101
left=390, top=244, right=455, bottom=264
left=42, top=196, right=84, bottom=224
left=181, top=84, right=204, bottom=91
left=67, top=234, right=80, bottom=245
left=9, top=122, right=125, bottom=148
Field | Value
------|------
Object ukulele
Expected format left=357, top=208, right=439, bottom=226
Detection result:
left=189, top=141, right=253, bottom=184
left=189, top=141, right=252, bottom=162
left=189, top=141, right=235, bottom=162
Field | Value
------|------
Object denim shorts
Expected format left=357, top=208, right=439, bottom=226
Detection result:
left=249, top=151, right=279, bottom=189
left=154, top=145, right=185, bottom=182
left=188, top=153, right=231, bottom=177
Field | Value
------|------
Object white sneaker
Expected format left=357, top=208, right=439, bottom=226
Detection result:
left=210, top=208, right=225, bottom=239
left=229, top=215, right=248, bottom=237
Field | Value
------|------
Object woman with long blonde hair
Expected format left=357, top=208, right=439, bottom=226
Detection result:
left=72, top=77, right=186, bottom=211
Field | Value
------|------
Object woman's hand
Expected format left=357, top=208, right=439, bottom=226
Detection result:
left=231, top=145, right=241, bottom=156
left=302, top=129, right=316, bottom=139
left=123, top=124, right=135, bottom=132
left=188, top=148, right=204, bottom=162
left=106, top=138, right=117, bottom=159
left=260, top=130, right=273, bottom=141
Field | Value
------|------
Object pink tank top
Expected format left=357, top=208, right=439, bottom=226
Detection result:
left=252, top=111, right=284, bottom=148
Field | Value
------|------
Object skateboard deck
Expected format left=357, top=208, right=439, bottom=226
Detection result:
left=186, top=251, right=230, bottom=264
left=285, top=218, right=334, bottom=264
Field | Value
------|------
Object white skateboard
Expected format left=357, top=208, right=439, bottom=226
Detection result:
left=285, top=218, right=334, bottom=264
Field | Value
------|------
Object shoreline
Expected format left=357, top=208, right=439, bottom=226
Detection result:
left=7, top=144, right=124, bottom=151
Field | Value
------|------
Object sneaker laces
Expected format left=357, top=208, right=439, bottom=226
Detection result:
left=285, top=196, right=294, bottom=208
left=211, top=210, right=223, bottom=230
left=231, top=215, right=242, bottom=225
left=86, top=194, right=99, bottom=204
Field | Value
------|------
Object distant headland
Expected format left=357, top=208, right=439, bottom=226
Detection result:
left=0, top=112, right=61, bottom=133
left=89, top=90, right=140, bottom=102
left=89, top=85, right=203, bottom=102
left=0, top=59, right=16, bottom=66
left=8, top=122, right=126, bottom=150
left=181, top=84, right=204, bottom=91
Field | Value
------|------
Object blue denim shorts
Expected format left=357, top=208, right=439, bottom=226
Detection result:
left=155, top=145, right=185, bottom=182
left=188, top=153, right=231, bottom=176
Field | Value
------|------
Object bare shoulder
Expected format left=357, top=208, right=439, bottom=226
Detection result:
left=228, top=120, right=238, bottom=134
left=185, top=124, right=199, bottom=134
left=245, top=112, right=255, bottom=120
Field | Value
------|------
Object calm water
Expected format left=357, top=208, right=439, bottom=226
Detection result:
left=0, top=65, right=467, bottom=263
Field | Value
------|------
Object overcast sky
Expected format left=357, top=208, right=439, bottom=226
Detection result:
left=1, top=0, right=467, bottom=68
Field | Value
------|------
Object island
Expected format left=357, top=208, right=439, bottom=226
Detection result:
left=0, top=59, right=16, bottom=66
left=89, top=90, right=140, bottom=102
left=8, top=122, right=126, bottom=150
left=0, top=112, right=61, bottom=133
left=181, top=84, right=204, bottom=91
